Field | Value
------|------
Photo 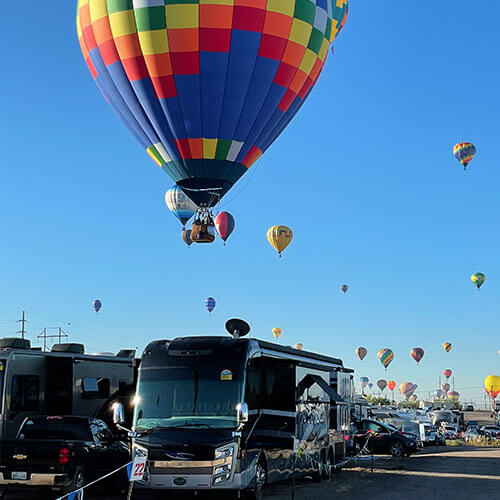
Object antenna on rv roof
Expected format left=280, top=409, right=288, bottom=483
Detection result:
left=225, top=318, right=250, bottom=340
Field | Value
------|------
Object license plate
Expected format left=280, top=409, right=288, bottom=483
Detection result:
left=12, top=472, right=27, bottom=480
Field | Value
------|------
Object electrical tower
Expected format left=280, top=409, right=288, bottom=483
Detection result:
left=37, top=327, right=69, bottom=352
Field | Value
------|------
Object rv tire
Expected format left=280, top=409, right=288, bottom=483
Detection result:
left=242, top=460, right=266, bottom=500
left=311, top=452, right=324, bottom=483
left=323, top=449, right=333, bottom=480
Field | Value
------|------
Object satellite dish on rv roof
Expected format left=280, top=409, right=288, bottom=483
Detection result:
left=225, top=319, right=250, bottom=339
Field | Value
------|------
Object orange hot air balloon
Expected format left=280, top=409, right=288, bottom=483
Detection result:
left=355, top=347, right=367, bottom=361
left=387, top=381, right=396, bottom=391
left=442, top=342, right=452, bottom=353
left=272, top=327, right=282, bottom=340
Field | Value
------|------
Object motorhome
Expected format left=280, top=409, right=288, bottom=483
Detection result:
left=114, top=320, right=353, bottom=498
left=0, top=337, right=136, bottom=441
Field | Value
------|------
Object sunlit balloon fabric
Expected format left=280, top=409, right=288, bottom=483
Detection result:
left=484, top=375, right=500, bottom=399
left=355, top=346, right=367, bottom=361
left=76, top=0, right=349, bottom=206
left=442, top=342, right=452, bottom=353
left=453, top=142, right=476, bottom=170
left=165, top=185, right=197, bottom=226
left=377, top=348, right=394, bottom=370
left=267, top=225, right=293, bottom=256
left=399, top=382, right=417, bottom=400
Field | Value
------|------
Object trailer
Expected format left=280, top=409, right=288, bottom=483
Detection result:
left=0, top=337, right=136, bottom=441
left=114, top=320, right=353, bottom=498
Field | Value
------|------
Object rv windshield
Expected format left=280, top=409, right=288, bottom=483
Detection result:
left=0, top=360, right=4, bottom=414
left=134, top=366, right=243, bottom=430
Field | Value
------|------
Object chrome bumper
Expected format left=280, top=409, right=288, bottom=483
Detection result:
left=0, top=472, right=68, bottom=486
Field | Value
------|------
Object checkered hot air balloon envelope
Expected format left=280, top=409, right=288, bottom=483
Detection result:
left=76, top=0, right=349, bottom=208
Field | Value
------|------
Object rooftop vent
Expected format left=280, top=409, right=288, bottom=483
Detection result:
left=51, top=343, right=85, bottom=354
left=0, top=338, right=31, bottom=350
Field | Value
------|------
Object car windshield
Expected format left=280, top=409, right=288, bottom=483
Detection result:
left=134, top=366, right=244, bottom=430
left=0, top=360, right=5, bottom=414
left=18, top=418, right=92, bottom=441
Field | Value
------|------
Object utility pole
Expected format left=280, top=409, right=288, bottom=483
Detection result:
left=37, top=327, right=69, bottom=351
left=17, top=311, right=27, bottom=339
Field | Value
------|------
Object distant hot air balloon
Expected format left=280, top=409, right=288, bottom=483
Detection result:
left=388, top=380, right=396, bottom=392
left=181, top=228, right=193, bottom=247
left=76, top=1, right=349, bottom=209
left=434, top=389, right=444, bottom=399
left=399, top=382, right=417, bottom=400
left=341, top=284, right=349, bottom=294
left=294, top=343, right=303, bottom=351
left=355, top=347, right=368, bottom=361
left=447, top=391, right=460, bottom=402
left=165, top=186, right=197, bottom=227
left=484, top=375, right=500, bottom=400
left=443, top=369, right=452, bottom=379
left=360, top=377, right=369, bottom=390
left=377, top=348, right=394, bottom=370
left=205, top=297, right=216, bottom=315
left=272, top=327, right=282, bottom=340
left=377, top=380, right=387, bottom=392
left=368, top=383, right=373, bottom=390
left=471, top=272, right=486, bottom=290
left=267, top=226, right=293, bottom=257
left=215, top=212, right=235, bottom=245
left=411, top=348, right=424, bottom=364
left=443, top=342, right=452, bottom=353
left=441, top=383, right=450, bottom=394
left=409, top=394, right=418, bottom=402
left=93, top=299, right=102, bottom=314
left=453, top=142, right=476, bottom=170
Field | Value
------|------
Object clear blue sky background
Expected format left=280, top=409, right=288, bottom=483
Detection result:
left=1, top=1, right=499, bottom=405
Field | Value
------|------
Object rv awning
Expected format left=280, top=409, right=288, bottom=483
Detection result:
left=297, top=374, right=345, bottom=404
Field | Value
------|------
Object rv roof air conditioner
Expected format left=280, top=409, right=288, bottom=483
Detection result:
left=225, top=318, right=250, bottom=339
left=0, top=338, right=31, bottom=350
left=51, top=343, right=85, bottom=354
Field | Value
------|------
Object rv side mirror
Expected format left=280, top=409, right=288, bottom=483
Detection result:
left=236, top=402, right=249, bottom=423
left=112, top=402, right=125, bottom=425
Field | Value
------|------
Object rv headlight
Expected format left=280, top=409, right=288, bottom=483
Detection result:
left=215, top=445, right=234, bottom=460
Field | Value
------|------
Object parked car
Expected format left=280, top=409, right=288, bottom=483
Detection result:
left=464, top=427, right=482, bottom=442
left=441, top=424, right=459, bottom=440
left=0, top=416, right=130, bottom=498
left=479, top=425, right=500, bottom=439
left=353, top=419, right=418, bottom=458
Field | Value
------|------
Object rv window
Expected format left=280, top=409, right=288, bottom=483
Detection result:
left=11, top=375, right=39, bottom=412
left=82, top=377, right=99, bottom=394
left=98, top=378, right=110, bottom=398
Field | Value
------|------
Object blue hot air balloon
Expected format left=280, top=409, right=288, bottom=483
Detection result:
left=205, top=297, right=216, bottom=314
left=93, top=299, right=102, bottom=314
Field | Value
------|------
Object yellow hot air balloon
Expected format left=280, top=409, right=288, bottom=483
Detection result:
left=294, top=343, right=303, bottom=350
left=272, top=327, right=282, bottom=340
left=484, top=375, right=500, bottom=399
left=267, top=226, right=293, bottom=257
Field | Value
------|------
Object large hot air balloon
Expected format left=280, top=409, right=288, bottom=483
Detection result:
left=165, top=185, right=197, bottom=226
left=443, top=369, right=452, bottom=379
left=272, top=327, right=282, bottom=340
left=453, top=142, right=476, bottom=170
left=376, top=379, right=387, bottom=392
left=484, top=375, right=500, bottom=400
left=442, top=342, right=452, bottom=353
left=341, top=284, right=349, bottom=294
left=399, top=382, right=417, bottom=400
left=441, top=383, right=450, bottom=394
left=215, top=212, right=235, bottom=244
left=267, top=226, right=293, bottom=257
left=93, top=299, right=102, bottom=313
left=377, top=348, right=394, bottom=370
left=447, top=391, right=459, bottom=402
left=76, top=0, right=349, bottom=209
left=182, top=228, right=193, bottom=247
left=411, top=347, right=424, bottom=364
left=387, top=380, right=396, bottom=392
left=355, top=347, right=367, bottom=361
left=471, top=272, right=486, bottom=290
left=205, top=297, right=216, bottom=314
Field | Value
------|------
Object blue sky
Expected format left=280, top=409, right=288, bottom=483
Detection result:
left=1, top=1, right=499, bottom=405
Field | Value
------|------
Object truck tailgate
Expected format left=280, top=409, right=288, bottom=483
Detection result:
left=0, top=440, right=69, bottom=473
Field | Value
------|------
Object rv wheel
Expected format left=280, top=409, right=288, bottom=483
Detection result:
left=243, top=461, right=266, bottom=500
left=323, top=450, right=332, bottom=480
left=311, top=453, right=324, bottom=483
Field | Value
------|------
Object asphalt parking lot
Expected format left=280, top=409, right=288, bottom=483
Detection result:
left=3, top=445, right=500, bottom=500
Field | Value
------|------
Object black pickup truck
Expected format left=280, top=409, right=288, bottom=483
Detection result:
left=0, top=416, right=130, bottom=498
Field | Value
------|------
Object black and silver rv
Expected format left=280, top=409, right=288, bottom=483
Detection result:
left=116, top=320, right=353, bottom=498
left=0, top=337, right=136, bottom=441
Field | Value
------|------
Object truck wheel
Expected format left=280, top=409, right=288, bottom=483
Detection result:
left=63, top=467, right=85, bottom=495
left=390, top=441, right=405, bottom=458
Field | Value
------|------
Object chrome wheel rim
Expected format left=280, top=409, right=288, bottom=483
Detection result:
left=75, top=471, right=84, bottom=489
left=255, top=463, right=266, bottom=490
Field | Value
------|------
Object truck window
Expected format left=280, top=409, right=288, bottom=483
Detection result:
left=11, top=375, right=39, bottom=412
left=18, top=418, right=93, bottom=441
